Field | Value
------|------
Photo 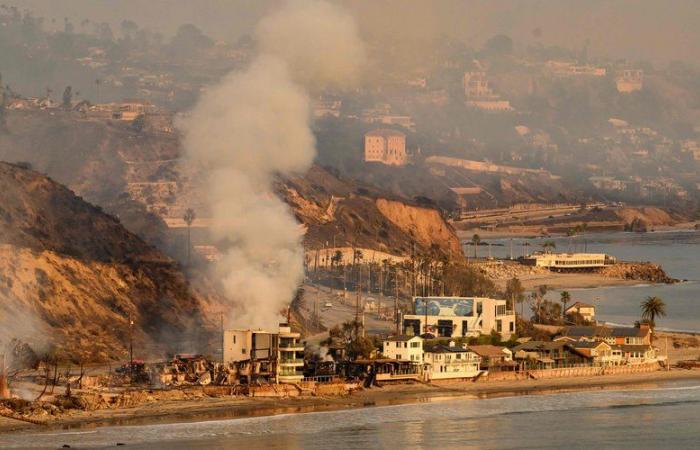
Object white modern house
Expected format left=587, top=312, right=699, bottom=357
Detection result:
left=423, top=341, right=481, bottom=380
left=403, top=296, right=516, bottom=340
left=382, top=335, right=423, bottom=362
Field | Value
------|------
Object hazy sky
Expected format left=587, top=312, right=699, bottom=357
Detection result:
left=8, top=0, right=700, bottom=66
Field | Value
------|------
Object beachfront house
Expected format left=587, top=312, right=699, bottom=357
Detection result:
left=423, top=341, right=481, bottom=380
left=383, top=335, right=424, bottom=362
left=568, top=341, right=622, bottom=366
left=555, top=325, right=655, bottom=364
left=467, top=345, right=515, bottom=371
left=512, top=341, right=591, bottom=369
left=565, top=302, right=596, bottom=323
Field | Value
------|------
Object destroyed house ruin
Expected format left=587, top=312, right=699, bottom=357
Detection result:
left=223, top=324, right=305, bottom=384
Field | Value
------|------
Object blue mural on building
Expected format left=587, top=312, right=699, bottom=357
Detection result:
left=414, top=297, right=474, bottom=317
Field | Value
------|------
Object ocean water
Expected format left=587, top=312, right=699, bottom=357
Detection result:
left=476, top=231, right=700, bottom=332
left=2, top=380, right=700, bottom=449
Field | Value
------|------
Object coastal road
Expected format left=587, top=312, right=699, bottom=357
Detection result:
left=300, top=283, right=396, bottom=344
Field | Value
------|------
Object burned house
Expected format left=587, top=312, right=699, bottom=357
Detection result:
left=223, top=324, right=305, bottom=384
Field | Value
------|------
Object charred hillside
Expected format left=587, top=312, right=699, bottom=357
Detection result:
left=0, top=162, right=218, bottom=361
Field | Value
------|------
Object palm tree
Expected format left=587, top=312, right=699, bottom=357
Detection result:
left=183, top=208, right=195, bottom=266
left=471, top=234, right=481, bottom=259
left=560, top=291, right=571, bottom=319
left=641, top=296, right=666, bottom=338
left=566, top=228, right=578, bottom=253
left=542, top=240, right=556, bottom=254
left=504, top=276, right=525, bottom=322
left=532, top=285, right=548, bottom=323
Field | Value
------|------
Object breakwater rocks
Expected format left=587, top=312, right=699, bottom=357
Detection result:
left=599, top=262, right=678, bottom=284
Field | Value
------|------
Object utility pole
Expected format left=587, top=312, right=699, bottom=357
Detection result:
left=128, top=313, right=134, bottom=382
left=510, top=238, right=513, bottom=260
left=411, top=242, right=416, bottom=297
left=395, top=267, right=400, bottom=335
left=220, top=312, right=224, bottom=361
left=355, top=264, right=361, bottom=325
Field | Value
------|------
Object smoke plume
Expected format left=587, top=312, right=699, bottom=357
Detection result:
left=179, top=0, right=364, bottom=330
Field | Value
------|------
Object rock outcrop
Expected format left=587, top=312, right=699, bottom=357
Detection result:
left=599, top=262, right=677, bottom=284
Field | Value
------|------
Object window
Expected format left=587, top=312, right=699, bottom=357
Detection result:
left=496, top=320, right=502, bottom=332
left=233, top=335, right=236, bottom=344
left=509, top=321, right=515, bottom=332
left=242, top=348, right=247, bottom=354
left=411, top=342, right=420, bottom=348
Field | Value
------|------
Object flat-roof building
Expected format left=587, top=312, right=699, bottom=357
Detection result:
left=364, top=128, right=408, bottom=166
left=403, top=296, right=515, bottom=340
left=523, top=252, right=616, bottom=271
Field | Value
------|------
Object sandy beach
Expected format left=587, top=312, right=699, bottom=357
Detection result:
left=499, top=272, right=645, bottom=290
left=2, top=368, right=700, bottom=434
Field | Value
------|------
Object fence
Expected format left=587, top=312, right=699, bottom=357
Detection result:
left=479, top=362, right=661, bottom=382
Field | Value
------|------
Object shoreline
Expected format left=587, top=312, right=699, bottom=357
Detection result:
left=2, top=369, right=700, bottom=435
left=456, top=223, right=699, bottom=239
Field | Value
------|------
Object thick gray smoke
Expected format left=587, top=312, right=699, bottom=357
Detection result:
left=179, top=0, right=364, bottom=330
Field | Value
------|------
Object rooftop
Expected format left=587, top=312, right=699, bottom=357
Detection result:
left=468, top=345, right=511, bottom=358
left=428, top=344, right=473, bottom=354
left=566, top=301, right=595, bottom=310
left=385, top=335, right=421, bottom=342
left=365, top=128, right=406, bottom=138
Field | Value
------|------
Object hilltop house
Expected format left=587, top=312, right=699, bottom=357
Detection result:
left=364, top=128, right=408, bottom=166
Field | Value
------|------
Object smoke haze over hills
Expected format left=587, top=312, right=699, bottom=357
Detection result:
left=7, top=0, right=700, bottom=66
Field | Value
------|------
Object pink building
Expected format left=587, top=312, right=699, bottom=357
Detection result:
left=364, top=129, right=407, bottom=166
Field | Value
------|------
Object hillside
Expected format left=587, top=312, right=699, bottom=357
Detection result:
left=0, top=110, right=175, bottom=251
left=279, top=165, right=462, bottom=258
left=0, top=162, right=219, bottom=361
left=0, top=110, right=463, bottom=261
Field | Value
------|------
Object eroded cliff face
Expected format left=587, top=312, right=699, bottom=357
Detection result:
left=279, top=166, right=462, bottom=259
left=374, top=198, right=461, bottom=257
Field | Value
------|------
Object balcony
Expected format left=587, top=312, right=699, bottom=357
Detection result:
left=279, top=358, right=304, bottom=367
left=279, top=342, right=305, bottom=351
left=278, top=368, right=304, bottom=377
